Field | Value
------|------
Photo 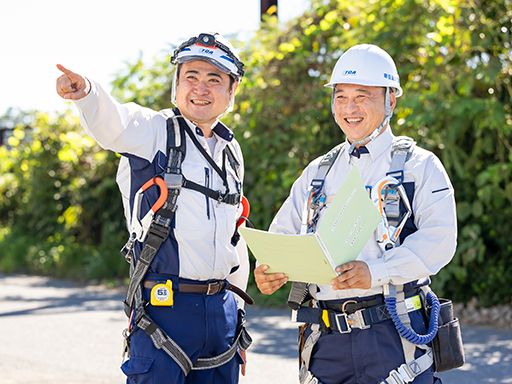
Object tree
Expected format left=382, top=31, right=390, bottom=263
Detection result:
left=230, top=0, right=512, bottom=305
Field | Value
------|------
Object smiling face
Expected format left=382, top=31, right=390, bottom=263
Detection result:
left=175, top=60, right=238, bottom=134
left=332, top=83, right=396, bottom=144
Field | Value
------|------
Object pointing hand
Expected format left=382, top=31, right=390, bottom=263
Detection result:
left=56, top=64, right=90, bottom=100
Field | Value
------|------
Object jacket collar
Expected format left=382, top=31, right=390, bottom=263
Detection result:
left=342, top=126, right=393, bottom=162
left=172, top=108, right=234, bottom=142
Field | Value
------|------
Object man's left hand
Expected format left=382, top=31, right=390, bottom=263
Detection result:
left=331, top=261, right=371, bottom=290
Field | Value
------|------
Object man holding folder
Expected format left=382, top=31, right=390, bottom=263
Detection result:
left=254, top=44, right=457, bottom=383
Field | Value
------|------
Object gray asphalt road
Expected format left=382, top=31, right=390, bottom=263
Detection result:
left=0, top=273, right=511, bottom=383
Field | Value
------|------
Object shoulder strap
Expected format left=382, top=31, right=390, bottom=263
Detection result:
left=300, top=143, right=346, bottom=235
left=383, top=135, right=415, bottom=232
left=387, top=136, right=415, bottom=184
left=312, top=143, right=345, bottom=190
left=289, top=143, right=346, bottom=310
left=225, top=143, right=241, bottom=179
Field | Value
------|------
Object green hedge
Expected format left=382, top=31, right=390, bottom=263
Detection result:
left=0, top=111, right=128, bottom=281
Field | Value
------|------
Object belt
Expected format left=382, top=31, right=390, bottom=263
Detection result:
left=143, top=280, right=254, bottom=305
left=319, top=295, right=384, bottom=314
left=318, top=284, right=423, bottom=315
left=295, top=294, right=422, bottom=334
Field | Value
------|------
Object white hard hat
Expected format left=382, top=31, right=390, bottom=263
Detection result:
left=325, top=44, right=402, bottom=97
left=171, top=32, right=244, bottom=80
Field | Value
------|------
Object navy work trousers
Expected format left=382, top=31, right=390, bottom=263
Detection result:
left=305, top=308, right=441, bottom=384
left=121, top=277, right=242, bottom=384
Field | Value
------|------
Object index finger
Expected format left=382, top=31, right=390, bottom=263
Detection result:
left=254, top=264, right=270, bottom=273
left=56, top=63, right=78, bottom=77
left=335, top=262, right=354, bottom=274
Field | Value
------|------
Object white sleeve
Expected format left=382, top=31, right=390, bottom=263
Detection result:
left=74, top=80, right=167, bottom=161
left=367, top=153, right=457, bottom=286
left=116, top=156, right=131, bottom=231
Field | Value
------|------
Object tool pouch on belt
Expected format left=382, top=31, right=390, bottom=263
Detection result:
left=428, top=298, right=465, bottom=372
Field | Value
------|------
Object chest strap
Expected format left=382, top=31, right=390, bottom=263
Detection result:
left=173, top=113, right=241, bottom=206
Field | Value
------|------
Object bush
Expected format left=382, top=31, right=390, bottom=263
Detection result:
left=0, top=110, right=128, bottom=281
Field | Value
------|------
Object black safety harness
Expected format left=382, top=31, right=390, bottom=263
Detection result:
left=120, top=110, right=252, bottom=375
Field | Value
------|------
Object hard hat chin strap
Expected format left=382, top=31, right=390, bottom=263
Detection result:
left=347, top=87, right=393, bottom=154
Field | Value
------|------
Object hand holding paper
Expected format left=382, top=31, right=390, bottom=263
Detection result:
left=331, top=260, right=372, bottom=290
left=254, top=264, right=288, bottom=295
left=240, top=168, right=381, bottom=285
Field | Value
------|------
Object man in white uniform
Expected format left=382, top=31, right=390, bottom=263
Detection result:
left=255, top=44, right=457, bottom=384
left=56, top=32, right=251, bottom=384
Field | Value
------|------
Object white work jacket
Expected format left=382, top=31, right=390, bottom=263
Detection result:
left=73, top=81, right=249, bottom=292
left=270, top=128, right=457, bottom=301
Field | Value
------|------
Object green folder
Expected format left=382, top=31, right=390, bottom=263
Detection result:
left=239, top=167, right=381, bottom=285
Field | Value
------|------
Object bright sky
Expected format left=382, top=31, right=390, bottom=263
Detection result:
left=0, top=0, right=309, bottom=115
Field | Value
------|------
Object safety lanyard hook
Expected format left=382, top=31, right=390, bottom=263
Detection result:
left=129, top=177, right=169, bottom=242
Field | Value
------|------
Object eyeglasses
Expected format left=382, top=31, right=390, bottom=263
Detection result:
left=171, top=33, right=244, bottom=77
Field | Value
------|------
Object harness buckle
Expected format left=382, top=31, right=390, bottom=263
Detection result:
left=341, top=300, right=358, bottom=313
left=333, top=309, right=370, bottom=333
left=387, top=362, right=416, bottom=384
left=120, top=234, right=136, bottom=262
left=388, top=369, right=407, bottom=384
left=351, top=309, right=371, bottom=330
left=397, top=363, right=416, bottom=382
left=334, top=313, right=352, bottom=333
left=164, top=173, right=183, bottom=190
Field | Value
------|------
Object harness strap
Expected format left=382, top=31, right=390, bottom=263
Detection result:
left=225, top=144, right=241, bottom=180
left=300, top=143, right=345, bottom=234
left=394, top=287, right=418, bottom=367
left=121, top=111, right=250, bottom=373
left=182, top=177, right=240, bottom=205
left=289, top=144, right=346, bottom=312
left=298, top=325, right=322, bottom=384
left=168, top=114, right=241, bottom=205
left=124, top=216, right=172, bottom=313
left=386, top=136, right=415, bottom=184
left=178, top=117, right=230, bottom=191
left=137, top=313, right=193, bottom=374
left=123, top=116, right=184, bottom=313
left=381, top=348, right=434, bottom=384
left=136, top=307, right=252, bottom=375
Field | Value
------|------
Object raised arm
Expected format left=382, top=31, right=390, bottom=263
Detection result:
left=54, top=64, right=166, bottom=161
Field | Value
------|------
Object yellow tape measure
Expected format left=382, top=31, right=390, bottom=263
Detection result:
left=150, top=280, right=174, bottom=307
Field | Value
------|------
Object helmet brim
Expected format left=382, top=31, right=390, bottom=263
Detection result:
left=324, top=79, right=403, bottom=98
left=177, top=55, right=236, bottom=77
